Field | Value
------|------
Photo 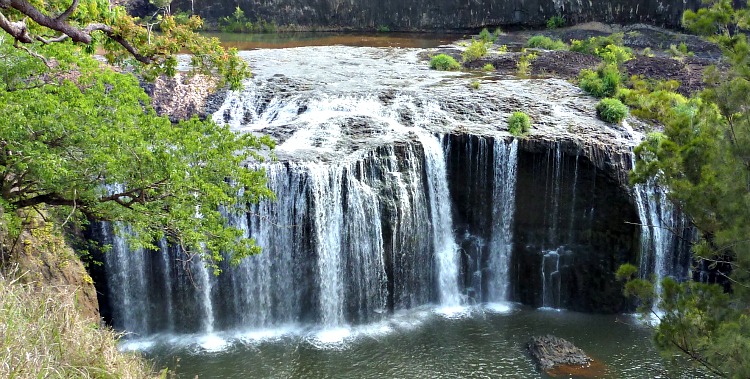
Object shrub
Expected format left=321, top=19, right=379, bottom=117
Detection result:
left=508, top=111, right=532, bottom=135
left=462, top=40, right=489, bottom=62
left=220, top=6, right=252, bottom=32
left=470, top=80, right=481, bottom=90
left=377, top=25, right=390, bottom=33
left=596, top=98, right=629, bottom=123
left=578, top=64, right=622, bottom=98
left=669, top=42, right=694, bottom=58
left=570, top=33, right=629, bottom=57
left=219, top=7, right=278, bottom=33
left=596, top=44, right=634, bottom=65
left=526, top=35, right=568, bottom=50
left=516, top=50, right=538, bottom=77
left=430, top=54, right=461, bottom=71
left=497, top=45, right=508, bottom=53
left=547, top=15, right=566, bottom=29
left=479, top=28, right=495, bottom=43
left=482, top=63, right=495, bottom=71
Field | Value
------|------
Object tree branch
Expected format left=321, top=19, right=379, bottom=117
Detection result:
left=1, top=0, right=153, bottom=64
left=56, top=0, right=78, bottom=22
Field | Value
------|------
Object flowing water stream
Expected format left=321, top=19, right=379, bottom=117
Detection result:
left=98, top=41, right=701, bottom=377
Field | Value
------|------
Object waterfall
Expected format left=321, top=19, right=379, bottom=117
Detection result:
left=102, top=223, right=150, bottom=335
left=488, top=139, right=519, bottom=302
left=541, top=248, right=562, bottom=309
left=192, top=253, right=216, bottom=333
left=630, top=151, right=695, bottom=310
left=633, top=183, right=681, bottom=297
left=419, top=133, right=462, bottom=307
left=158, top=239, right=174, bottom=332
left=309, top=165, right=346, bottom=327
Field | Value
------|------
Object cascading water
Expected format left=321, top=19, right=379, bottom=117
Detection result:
left=98, top=46, right=692, bottom=343
left=487, top=139, right=519, bottom=302
left=102, top=222, right=150, bottom=335
left=419, top=133, right=462, bottom=308
left=541, top=248, right=562, bottom=309
left=631, top=155, right=692, bottom=301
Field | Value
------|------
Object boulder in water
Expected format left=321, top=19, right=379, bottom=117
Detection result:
left=527, top=335, right=593, bottom=372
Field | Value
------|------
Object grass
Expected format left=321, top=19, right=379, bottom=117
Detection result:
left=0, top=269, right=153, bottom=379
left=527, top=35, right=568, bottom=50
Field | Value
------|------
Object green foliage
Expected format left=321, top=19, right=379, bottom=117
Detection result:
left=462, top=39, right=489, bottom=62
left=669, top=42, right=694, bottom=58
left=516, top=49, right=538, bottom=77
left=570, top=33, right=633, bottom=64
left=376, top=25, right=391, bottom=33
left=627, top=2, right=750, bottom=377
left=479, top=28, right=495, bottom=43
left=570, top=33, right=625, bottom=55
left=494, top=27, right=504, bottom=38
left=578, top=63, right=622, bottom=98
left=508, top=112, right=531, bottom=135
left=617, top=77, right=687, bottom=121
left=497, top=45, right=508, bottom=53
left=0, top=41, right=274, bottom=271
left=429, top=54, right=461, bottom=71
left=641, top=47, right=654, bottom=57
left=0, top=0, right=251, bottom=90
left=482, top=63, right=495, bottom=71
left=596, top=44, right=634, bottom=65
left=546, top=15, right=566, bottom=29
left=595, top=98, right=628, bottom=123
left=470, top=80, right=481, bottom=90
left=220, top=7, right=278, bottom=33
left=526, top=35, right=568, bottom=50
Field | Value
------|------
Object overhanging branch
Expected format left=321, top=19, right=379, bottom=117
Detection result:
left=0, top=0, right=153, bottom=64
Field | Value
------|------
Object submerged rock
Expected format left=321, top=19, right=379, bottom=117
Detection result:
left=528, top=335, right=592, bottom=371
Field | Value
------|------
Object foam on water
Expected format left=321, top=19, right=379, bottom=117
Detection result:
left=483, top=302, right=516, bottom=314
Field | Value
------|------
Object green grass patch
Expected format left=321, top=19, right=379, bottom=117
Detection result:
left=526, top=35, right=568, bottom=50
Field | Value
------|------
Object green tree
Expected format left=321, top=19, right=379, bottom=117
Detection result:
left=0, top=1, right=274, bottom=272
left=627, top=1, right=750, bottom=377
left=0, top=0, right=250, bottom=88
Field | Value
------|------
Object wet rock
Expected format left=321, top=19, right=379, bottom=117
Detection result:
left=528, top=335, right=592, bottom=372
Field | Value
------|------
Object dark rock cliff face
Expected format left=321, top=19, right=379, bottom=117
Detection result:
left=166, top=0, right=700, bottom=30
left=446, top=134, right=639, bottom=313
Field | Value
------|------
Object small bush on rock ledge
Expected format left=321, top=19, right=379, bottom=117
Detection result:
left=508, top=112, right=531, bottom=135
left=430, top=54, right=461, bottom=71
left=462, top=40, right=489, bottom=62
left=596, top=98, right=629, bottom=123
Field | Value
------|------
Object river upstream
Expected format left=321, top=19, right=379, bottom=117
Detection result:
left=103, top=33, right=705, bottom=378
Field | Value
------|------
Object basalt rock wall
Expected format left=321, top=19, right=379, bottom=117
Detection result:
left=166, top=0, right=700, bottom=30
